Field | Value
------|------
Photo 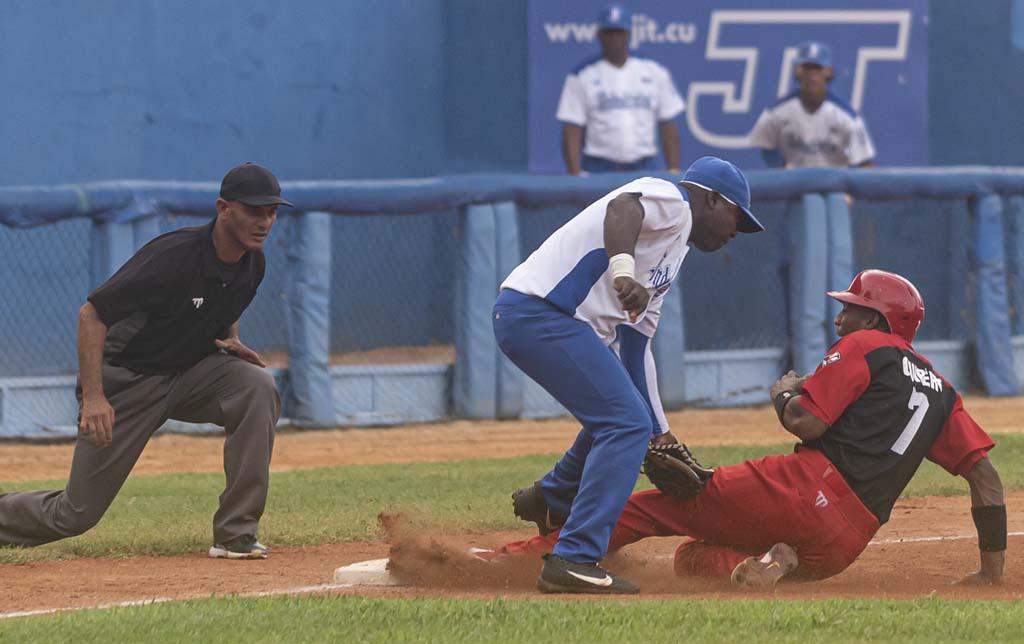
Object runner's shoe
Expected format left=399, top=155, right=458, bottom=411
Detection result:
left=730, top=543, right=798, bottom=590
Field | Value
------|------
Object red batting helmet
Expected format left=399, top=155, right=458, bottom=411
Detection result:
left=827, top=269, right=925, bottom=343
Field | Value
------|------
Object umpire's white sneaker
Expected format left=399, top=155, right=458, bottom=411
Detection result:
left=209, top=535, right=269, bottom=560
left=730, top=543, right=798, bottom=590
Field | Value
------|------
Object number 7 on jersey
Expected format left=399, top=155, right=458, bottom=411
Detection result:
left=891, top=387, right=929, bottom=455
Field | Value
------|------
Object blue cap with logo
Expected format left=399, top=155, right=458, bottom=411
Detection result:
left=598, top=5, right=631, bottom=31
left=680, top=157, right=764, bottom=233
left=795, top=41, right=833, bottom=68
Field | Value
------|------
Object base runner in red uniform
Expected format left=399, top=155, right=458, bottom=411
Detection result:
left=496, top=270, right=1007, bottom=591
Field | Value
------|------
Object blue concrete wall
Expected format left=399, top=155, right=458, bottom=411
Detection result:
left=0, top=0, right=446, bottom=184
left=443, top=1, right=528, bottom=173
left=1, top=1, right=1020, bottom=184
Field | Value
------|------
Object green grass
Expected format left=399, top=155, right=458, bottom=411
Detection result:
left=1, top=434, right=1020, bottom=562
left=3, top=596, right=1024, bottom=643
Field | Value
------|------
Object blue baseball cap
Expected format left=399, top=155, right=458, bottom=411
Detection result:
left=680, top=157, right=764, bottom=233
left=598, top=5, right=631, bottom=31
left=795, top=41, right=833, bottom=68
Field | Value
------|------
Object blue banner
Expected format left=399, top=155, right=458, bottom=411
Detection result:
left=528, top=1, right=928, bottom=172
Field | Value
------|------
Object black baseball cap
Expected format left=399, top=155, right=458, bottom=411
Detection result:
left=219, top=162, right=294, bottom=207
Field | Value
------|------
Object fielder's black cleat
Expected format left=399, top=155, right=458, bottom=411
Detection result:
left=512, top=481, right=566, bottom=535
left=537, top=553, right=639, bottom=595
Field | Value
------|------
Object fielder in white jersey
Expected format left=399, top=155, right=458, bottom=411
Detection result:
left=748, top=41, right=876, bottom=169
left=556, top=5, right=685, bottom=175
left=494, top=156, right=764, bottom=594
left=502, top=175, right=689, bottom=349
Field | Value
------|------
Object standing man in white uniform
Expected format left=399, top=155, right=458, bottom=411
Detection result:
left=749, top=42, right=876, bottom=168
left=492, top=156, right=764, bottom=594
left=556, top=5, right=685, bottom=175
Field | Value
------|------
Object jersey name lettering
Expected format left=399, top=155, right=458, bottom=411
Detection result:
left=902, top=356, right=942, bottom=392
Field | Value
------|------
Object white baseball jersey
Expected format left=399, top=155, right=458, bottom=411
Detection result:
left=501, top=177, right=691, bottom=344
left=748, top=91, right=876, bottom=168
left=557, top=57, right=685, bottom=164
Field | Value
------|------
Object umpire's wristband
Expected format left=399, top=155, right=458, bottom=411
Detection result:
left=773, top=390, right=795, bottom=423
left=972, top=505, right=1007, bottom=551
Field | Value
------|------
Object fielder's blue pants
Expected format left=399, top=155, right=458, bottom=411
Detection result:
left=493, top=289, right=655, bottom=563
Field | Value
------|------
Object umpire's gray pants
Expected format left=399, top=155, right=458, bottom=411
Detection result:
left=0, top=353, right=280, bottom=547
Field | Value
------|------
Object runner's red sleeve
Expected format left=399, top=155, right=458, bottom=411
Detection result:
left=797, top=335, right=872, bottom=425
left=927, top=395, right=995, bottom=476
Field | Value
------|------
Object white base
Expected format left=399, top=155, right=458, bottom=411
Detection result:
left=332, top=558, right=401, bottom=586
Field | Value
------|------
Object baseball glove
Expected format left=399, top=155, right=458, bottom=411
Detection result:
left=642, top=442, right=714, bottom=499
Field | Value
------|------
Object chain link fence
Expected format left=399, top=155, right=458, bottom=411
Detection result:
left=328, top=211, right=459, bottom=365
left=850, top=198, right=971, bottom=343
left=0, top=197, right=996, bottom=379
left=1, top=172, right=1023, bottom=435
left=0, top=209, right=463, bottom=380
left=0, top=218, right=91, bottom=377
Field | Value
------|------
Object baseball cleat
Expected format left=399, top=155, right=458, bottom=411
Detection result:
left=512, top=481, right=566, bottom=536
left=536, top=553, right=639, bottom=595
left=730, top=542, right=798, bottom=590
left=209, top=534, right=268, bottom=560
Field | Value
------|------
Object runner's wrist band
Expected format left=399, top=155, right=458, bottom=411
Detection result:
left=609, top=253, right=635, bottom=280
left=972, top=505, right=1007, bottom=551
left=773, top=390, right=795, bottom=423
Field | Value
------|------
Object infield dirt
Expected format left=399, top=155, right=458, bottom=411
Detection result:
left=1, top=494, right=1023, bottom=615
left=0, top=400, right=1022, bottom=615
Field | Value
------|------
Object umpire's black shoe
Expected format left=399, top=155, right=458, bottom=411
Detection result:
left=537, top=553, right=639, bottom=595
left=209, top=534, right=268, bottom=560
left=512, top=481, right=566, bottom=536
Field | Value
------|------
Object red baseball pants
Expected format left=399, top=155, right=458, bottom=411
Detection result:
left=502, top=448, right=880, bottom=580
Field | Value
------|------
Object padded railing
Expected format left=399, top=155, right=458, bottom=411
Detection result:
left=0, top=167, right=1022, bottom=436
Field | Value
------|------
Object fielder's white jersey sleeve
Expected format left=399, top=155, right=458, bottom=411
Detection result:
left=747, top=92, right=876, bottom=168
left=846, top=116, right=876, bottom=167
left=556, top=73, right=587, bottom=127
left=556, top=57, right=685, bottom=164
left=501, top=177, right=691, bottom=344
left=748, top=108, right=782, bottom=150
left=655, top=64, right=685, bottom=121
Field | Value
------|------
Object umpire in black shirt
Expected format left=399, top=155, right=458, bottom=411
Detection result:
left=0, top=163, right=290, bottom=559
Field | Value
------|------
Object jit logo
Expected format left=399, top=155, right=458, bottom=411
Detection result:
left=686, top=9, right=912, bottom=148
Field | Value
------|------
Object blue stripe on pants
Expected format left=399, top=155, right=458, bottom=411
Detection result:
left=493, top=289, right=652, bottom=563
